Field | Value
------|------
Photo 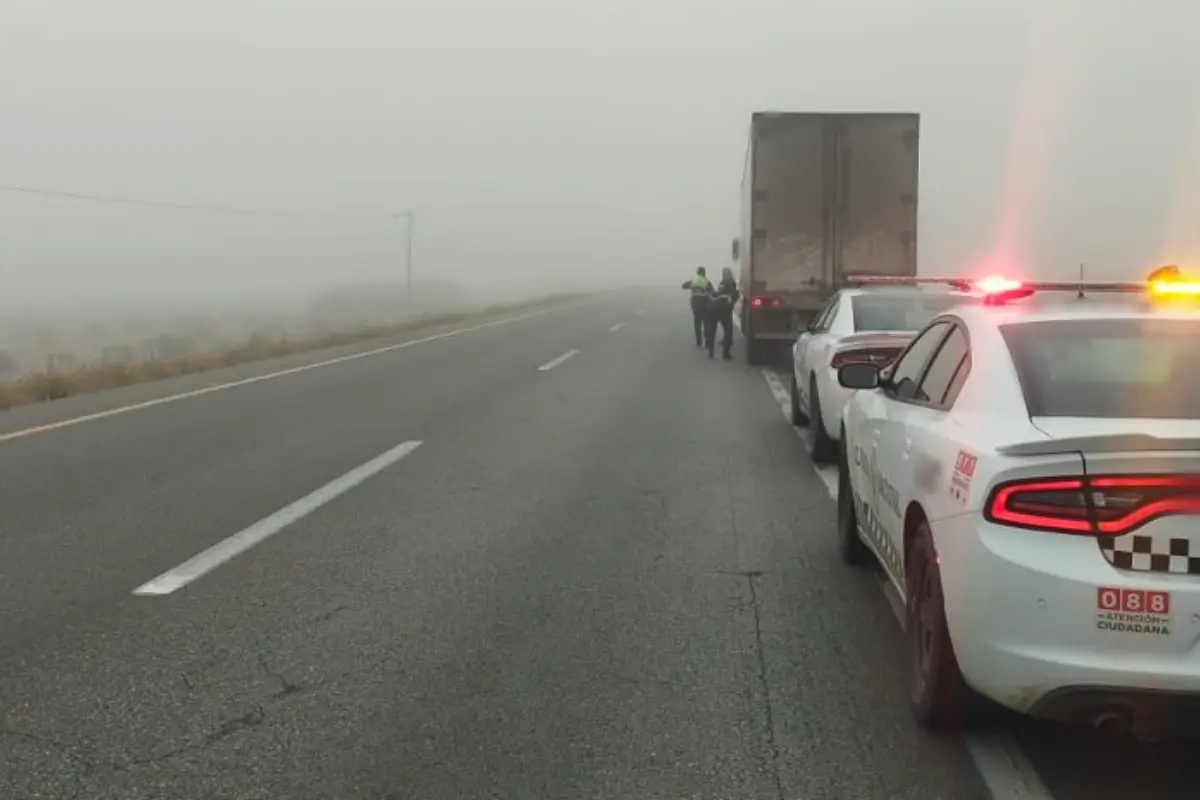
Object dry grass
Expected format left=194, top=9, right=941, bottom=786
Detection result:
left=0, top=294, right=581, bottom=412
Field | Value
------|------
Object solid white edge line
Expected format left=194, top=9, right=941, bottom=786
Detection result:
left=0, top=302, right=590, bottom=445
left=965, top=736, right=1056, bottom=800
left=536, top=349, right=580, bottom=372
left=132, top=440, right=423, bottom=596
left=758, top=369, right=1055, bottom=800
left=609, top=322, right=627, bottom=332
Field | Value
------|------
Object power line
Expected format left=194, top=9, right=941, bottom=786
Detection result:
left=0, top=183, right=385, bottom=220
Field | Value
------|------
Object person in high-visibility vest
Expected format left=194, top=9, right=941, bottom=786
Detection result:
left=681, top=266, right=715, bottom=347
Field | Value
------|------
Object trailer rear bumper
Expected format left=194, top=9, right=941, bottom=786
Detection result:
left=742, top=307, right=818, bottom=339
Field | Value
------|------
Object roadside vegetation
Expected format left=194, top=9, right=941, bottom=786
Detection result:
left=0, top=293, right=579, bottom=411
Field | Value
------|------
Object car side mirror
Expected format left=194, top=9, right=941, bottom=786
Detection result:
left=838, top=362, right=881, bottom=390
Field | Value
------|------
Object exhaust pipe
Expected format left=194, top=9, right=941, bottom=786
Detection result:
left=1091, top=708, right=1133, bottom=737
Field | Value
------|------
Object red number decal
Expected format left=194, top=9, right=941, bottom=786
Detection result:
left=1146, top=590, right=1171, bottom=615
left=954, top=452, right=978, bottom=477
left=1097, top=587, right=1121, bottom=611
left=1098, top=586, right=1171, bottom=615
left=1123, top=589, right=1144, bottom=612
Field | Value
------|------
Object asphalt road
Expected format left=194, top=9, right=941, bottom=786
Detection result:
left=0, top=289, right=1195, bottom=799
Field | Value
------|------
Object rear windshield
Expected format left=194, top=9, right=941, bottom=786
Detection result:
left=1000, top=318, right=1200, bottom=418
left=851, top=294, right=978, bottom=332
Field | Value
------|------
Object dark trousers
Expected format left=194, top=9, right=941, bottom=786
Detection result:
left=705, top=304, right=733, bottom=357
left=690, top=297, right=709, bottom=346
left=715, top=305, right=734, bottom=357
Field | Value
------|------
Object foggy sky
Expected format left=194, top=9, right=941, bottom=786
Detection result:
left=3, top=0, right=1200, bottom=312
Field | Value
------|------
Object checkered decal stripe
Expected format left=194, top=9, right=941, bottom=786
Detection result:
left=1098, top=535, right=1200, bottom=575
left=853, top=489, right=903, bottom=580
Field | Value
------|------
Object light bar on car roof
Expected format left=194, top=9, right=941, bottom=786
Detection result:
left=842, top=275, right=960, bottom=287
left=1021, top=281, right=1144, bottom=293
left=844, top=274, right=1143, bottom=293
left=842, top=274, right=1036, bottom=304
left=841, top=275, right=1024, bottom=292
left=845, top=269, right=1200, bottom=304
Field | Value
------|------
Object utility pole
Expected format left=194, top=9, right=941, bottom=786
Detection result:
left=395, top=210, right=414, bottom=290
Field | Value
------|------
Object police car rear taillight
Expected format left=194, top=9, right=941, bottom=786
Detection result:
left=984, top=475, right=1200, bottom=536
left=831, top=347, right=902, bottom=370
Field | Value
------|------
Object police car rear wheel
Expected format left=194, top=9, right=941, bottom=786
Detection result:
left=809, top=379, right=837, bottom=463
left=789, top=373, right=808, bottom=426
left=906, top=527, right=971, bottom=730
left=836, top=443, right=869, bottom=565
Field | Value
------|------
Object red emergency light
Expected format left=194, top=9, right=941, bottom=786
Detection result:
left=968, top=275, right=1035, bottom=304
left=971, top=275, right=1024, bottom=295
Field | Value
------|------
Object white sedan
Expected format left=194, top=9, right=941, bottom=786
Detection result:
left=835, top=277, right=1200, bottom=740
left=790, top=286, right=978, bottom=463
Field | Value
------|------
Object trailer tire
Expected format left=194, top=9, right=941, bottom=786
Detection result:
left=745, top=336, right=762, bottom=366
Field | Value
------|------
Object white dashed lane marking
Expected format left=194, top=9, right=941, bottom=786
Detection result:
left=536, top=349, right=581, bottom=372
left=759, top=369, right=1055, bottom=800
left=133, top=440, right=424, bottom=596
left=609, top=322, right=627, bottom=332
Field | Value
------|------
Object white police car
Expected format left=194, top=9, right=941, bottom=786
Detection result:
left=834, top=273, right=1200, bottom=739
left=790, top=283, right=980, bottom=463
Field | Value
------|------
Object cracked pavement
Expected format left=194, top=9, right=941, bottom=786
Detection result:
left=3, top=292, right=989, bottom=798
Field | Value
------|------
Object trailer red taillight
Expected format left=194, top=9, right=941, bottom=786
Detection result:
left=748, top=296, right=782, bottom=309
left=830, top=347, right=903, bottom=370
left=985, top=475, right=1200, bottom=536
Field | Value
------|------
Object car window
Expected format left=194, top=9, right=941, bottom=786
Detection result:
left=915, top=325, right=968, bottom=405
left=1000, top=318, right=1200, bottom=418
left=942, top=347, right=971, bottom=407
left=810, top=296, right=838, bottom=332
left=888, top=321, right=951, bottom=401
left=824, top=300, right=841, bottom=330
left=851, top=294, right=980, bottom=333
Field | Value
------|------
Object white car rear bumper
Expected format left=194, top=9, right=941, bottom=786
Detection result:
left=932, top=513, right=1200, bottom=722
